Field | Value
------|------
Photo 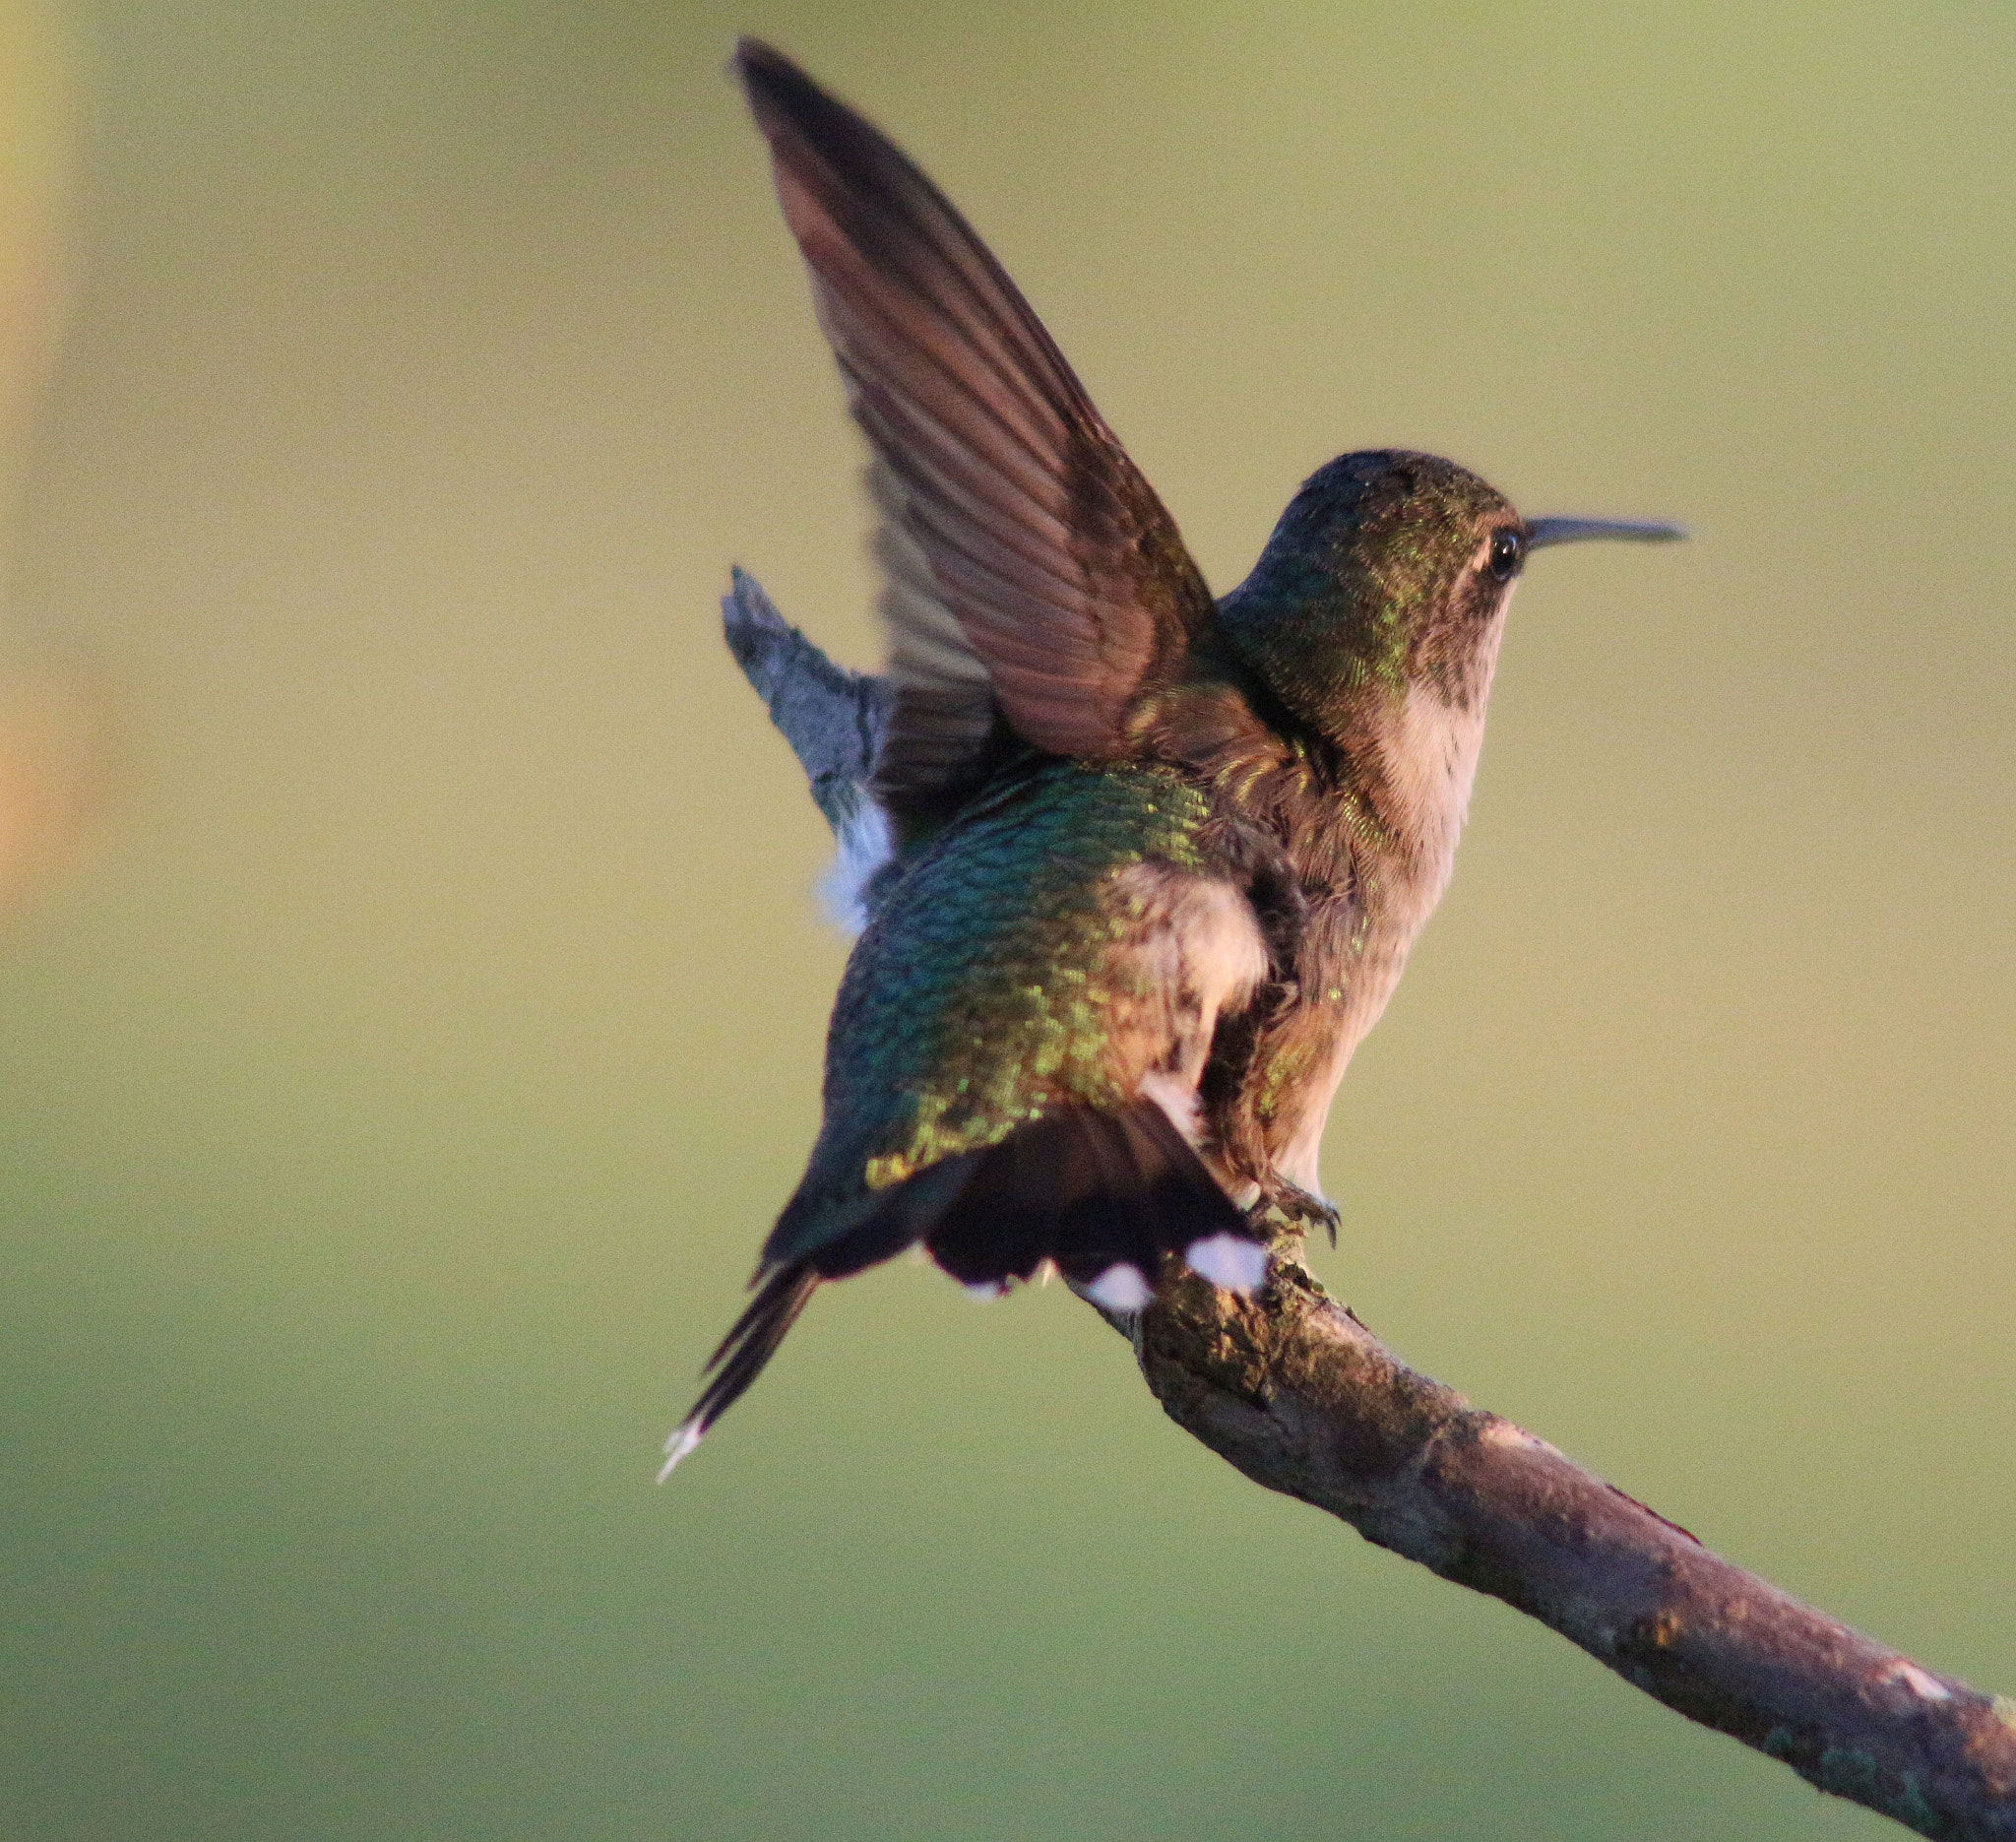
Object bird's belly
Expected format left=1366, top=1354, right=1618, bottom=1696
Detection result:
left=1244, top=929, right=1416, bottom=1201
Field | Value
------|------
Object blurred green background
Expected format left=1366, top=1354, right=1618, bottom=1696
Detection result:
left=0, top=2, right=2010, bottom=1837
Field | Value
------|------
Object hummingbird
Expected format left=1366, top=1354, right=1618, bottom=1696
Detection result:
left=662, top=39, right=1680, bottom=1475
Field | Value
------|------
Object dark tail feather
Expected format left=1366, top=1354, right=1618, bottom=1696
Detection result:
left=921, top=1099, right=1264, bottom=1302
left=659, top=1261, right=819, bottom=1479
left=665, top=1101, right=1266, bottom=1473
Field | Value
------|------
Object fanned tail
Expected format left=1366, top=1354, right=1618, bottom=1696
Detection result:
left=919, top=1099, right=1266, bottom=1306
left=659, top=1262, right=819, bottom=1480
left=664, top=1100, right=1271, bottom=1476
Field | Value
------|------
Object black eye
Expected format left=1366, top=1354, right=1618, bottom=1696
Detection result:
left=1487, top=529, right=1525, bottom=582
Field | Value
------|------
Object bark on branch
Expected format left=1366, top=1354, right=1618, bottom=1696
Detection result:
left=720, top=568, right=2016, bottom=1839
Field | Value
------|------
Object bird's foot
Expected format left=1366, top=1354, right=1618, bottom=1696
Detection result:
left=1257, top=1182, right=1341, bottom=1248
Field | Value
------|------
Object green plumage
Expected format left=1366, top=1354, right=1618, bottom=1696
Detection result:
left=662, top=41, right=1679, bottom=1474
left=767, top=760, right=1211, bottom=1264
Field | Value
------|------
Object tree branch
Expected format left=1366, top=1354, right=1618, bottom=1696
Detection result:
left=719, top=569, right=2016, bottom=1839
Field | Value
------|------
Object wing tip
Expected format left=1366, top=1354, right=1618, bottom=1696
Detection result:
left=731, top=36, right=860, bottom=166
left=662, top=1262, right=822, bottom=1479
left=656, top=1418, right=706, bottom=1484
left=730, top=35, right=793, bottom=92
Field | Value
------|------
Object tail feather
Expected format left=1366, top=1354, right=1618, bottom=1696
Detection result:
left=660, top=1261, right=819, bottom=1480
left=921, top=1098, right=1257, bottom=1291
left=663, top=1099, right=1267, bottom=1474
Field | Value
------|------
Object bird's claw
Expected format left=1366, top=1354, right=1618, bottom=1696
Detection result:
left=1259, top=1184, right=1341, bottom=1247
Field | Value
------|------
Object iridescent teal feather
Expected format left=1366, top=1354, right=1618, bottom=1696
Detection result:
left=770, top=761, right=1212, bottom=1262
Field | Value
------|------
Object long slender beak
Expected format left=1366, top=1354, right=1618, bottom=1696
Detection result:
left=1526, top=516, right=1687, bottom=550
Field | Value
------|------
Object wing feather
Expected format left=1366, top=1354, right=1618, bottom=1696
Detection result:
left=735, top=39, right=1219, bottom=832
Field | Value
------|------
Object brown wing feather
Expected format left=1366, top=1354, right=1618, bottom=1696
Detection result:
left=735, top=39, right=1219, bottom=831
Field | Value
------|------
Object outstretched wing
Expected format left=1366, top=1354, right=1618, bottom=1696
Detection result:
left=735, top=39, right=1220, bottom=833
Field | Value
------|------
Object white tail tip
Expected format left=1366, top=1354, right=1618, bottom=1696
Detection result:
left=1185, top=1233, right=1268, bottom=1295
left=657, top=1420, right=705, bottom=1483
left=1083, top=1262, right=1153, bottom=1313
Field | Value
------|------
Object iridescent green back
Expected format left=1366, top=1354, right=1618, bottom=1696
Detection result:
left=764, top=760, right=1213, bottom=1263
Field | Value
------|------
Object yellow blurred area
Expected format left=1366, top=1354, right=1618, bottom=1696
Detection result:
left=0, top=0, right=90, bottom=910
left=0, top=5, right=2010, bottom=1841
left=0, top=0, right=66, bottom=459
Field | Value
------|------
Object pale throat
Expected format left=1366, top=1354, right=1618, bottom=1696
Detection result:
left=1273, top=602, right=1512, bottom=1199
left=1378, top=602, right=1510, bottom=902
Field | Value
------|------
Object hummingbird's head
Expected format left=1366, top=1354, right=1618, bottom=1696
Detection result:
left=1219, top=449, right=1681, bottom=740
left=1219, top=451, right=1526, bottom=732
